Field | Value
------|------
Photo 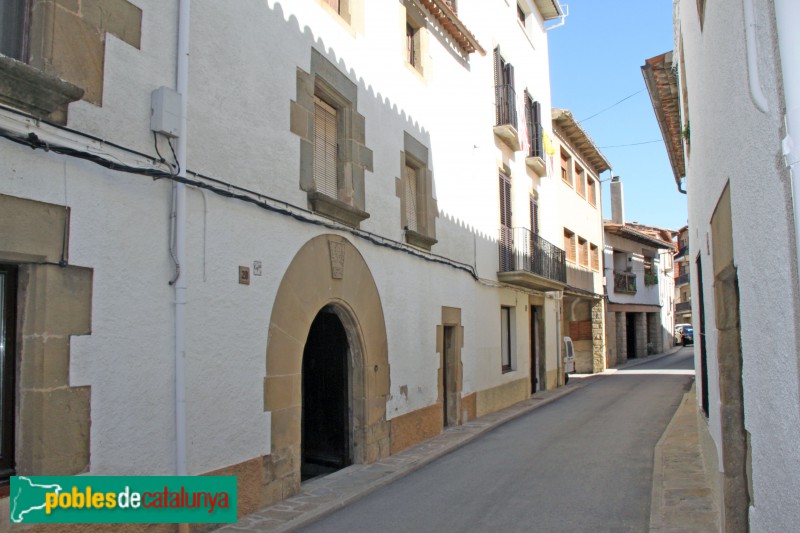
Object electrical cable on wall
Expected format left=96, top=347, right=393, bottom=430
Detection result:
left=0, top=123, right=486, bottom=283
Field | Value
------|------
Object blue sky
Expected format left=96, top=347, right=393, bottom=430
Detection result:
left=547, top=0, right=688, bottom=230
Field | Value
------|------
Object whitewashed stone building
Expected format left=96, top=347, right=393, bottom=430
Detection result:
left=0, top=0, right=573, bottom=526
left=644, top=0, right=800, bottom=530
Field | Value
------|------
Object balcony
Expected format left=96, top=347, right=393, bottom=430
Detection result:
left=614, top=271, right=637, bottom=294
left=676, top=300, right=692, bottom=313
left=675, top=273, right=690, bottom=286
left=494, top=84, right=521, bottom=151
left=566, top=263, right=598, bottom=294
left=498, top=227, right=566, bottom=290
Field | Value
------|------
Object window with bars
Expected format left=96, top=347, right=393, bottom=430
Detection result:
left=578, top=237, right=589, bottom=267
left=404, top=164, right=419, bottom=232
left=575, top=165, right=586, bottom=198
left=587, top=176, right=597, bottom=206
left=590, top=243, right=600, bottom=272
left=564, top=229, right=576, bottom=263
left=499, top=173, right=514, bottom=271
left=561, top=150, right=572, bottom=186
left=313, top=96, right=339, bottom=199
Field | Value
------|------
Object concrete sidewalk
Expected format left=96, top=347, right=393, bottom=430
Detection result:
left=649, top=383, right=720, bottom=532
left=214, top=347, right=682, bottom=533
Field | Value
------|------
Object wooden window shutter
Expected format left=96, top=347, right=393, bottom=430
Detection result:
left=530, top=196, right=539, bottom=235
left=532, top=100, right=543, bottom=157
left=313, top=97, right=338, bottom=199
left=405, top=165, right=418, bottom=232
left=499, top=173, right=514, bottom=271
left=504, top=62, right=514, bottom=89
left=525, top=92, right=534, bottom=156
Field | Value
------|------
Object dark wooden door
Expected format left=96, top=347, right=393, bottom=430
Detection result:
left=302, top=309, right=350, bottom=479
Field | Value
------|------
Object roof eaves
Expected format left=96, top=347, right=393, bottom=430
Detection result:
left=642, top=51, right=685, bottom=188
left=552, top=108, right=612, bottom=174
left=534, top=0, right=564, bottom=20
left=419, top=0, right=486, bottom=56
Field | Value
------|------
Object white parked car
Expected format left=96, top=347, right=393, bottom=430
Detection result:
left=563, top=336, right=575, bottom=383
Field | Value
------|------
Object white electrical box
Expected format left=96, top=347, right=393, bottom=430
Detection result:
left=150, top=86, right=182, bottom=138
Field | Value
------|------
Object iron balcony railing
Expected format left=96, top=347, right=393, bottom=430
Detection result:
left=614, top=271, right=637, bottom=294
left=527, top=122, right=544, bottom=158
left=675, top=273, right=690, bottom=286
left=676, top=300, right=692, bottom=313
left=499, top=227, right=566, bottom=283
left=495, top=84, right=518, bottom=129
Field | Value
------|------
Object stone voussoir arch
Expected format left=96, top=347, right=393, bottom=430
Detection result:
left=263, top=233, right=390, bottom=500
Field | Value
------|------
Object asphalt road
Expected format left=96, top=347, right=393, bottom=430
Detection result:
left=299, top=348, right=695, bottom=533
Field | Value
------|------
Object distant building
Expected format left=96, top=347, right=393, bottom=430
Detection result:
left=603, top=178, right=675, bottom=367
left=643, top=0, right=800, bottom=530
left=551, top=108, right=611, bottom=374
left=673, top=225, right=692, bottom=327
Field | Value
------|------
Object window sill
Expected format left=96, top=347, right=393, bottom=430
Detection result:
left=561, top=178, right=573, bottom=188
left=309, top=191, right=370, bottom=228
left=0, top=55, right=83, bottom=123
left=493, top=124, right=521, bottom=152
left=525, top=155, right=546, bottom=177
left=404, top=229, right=437, bottom=251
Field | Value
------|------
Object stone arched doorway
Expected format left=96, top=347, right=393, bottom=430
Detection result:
left=263, top=235, right=390, bottom=498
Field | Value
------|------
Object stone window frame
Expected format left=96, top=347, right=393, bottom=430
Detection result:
left=291, top=49, right=374, bottom=228
left=0, top=0, right=142, bottom=122
left=395, top=132, right=438, bottom=250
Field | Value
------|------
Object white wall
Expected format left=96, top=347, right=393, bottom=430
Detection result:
left=677, top=0, right=800, bottom=528
left=0, top=0, right=564, bottom=477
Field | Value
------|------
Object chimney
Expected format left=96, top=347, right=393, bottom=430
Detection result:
left=610, top=176, right=625, bottom=224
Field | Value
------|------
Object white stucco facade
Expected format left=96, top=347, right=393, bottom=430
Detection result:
left=0, top=0, right=572, bottom=509
left=672, top=0, right=800, bottom=529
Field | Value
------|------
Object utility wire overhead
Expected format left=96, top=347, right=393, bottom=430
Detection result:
left=599, top=139, right=662, bottom=148
left=578, top=89, right=645, bottom=123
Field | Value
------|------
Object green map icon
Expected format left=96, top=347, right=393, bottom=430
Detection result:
left=10, top=476, right=63, bottom=523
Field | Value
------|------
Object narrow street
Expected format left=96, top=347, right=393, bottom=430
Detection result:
left=299, top=349, right=695, bottom=533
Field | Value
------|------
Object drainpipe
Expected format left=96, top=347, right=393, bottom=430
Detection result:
left=175, top=0, right=191, bottom=483
left=773, top=0, right=800, bottom=286
left=743, top=0, right=769, bottom=114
